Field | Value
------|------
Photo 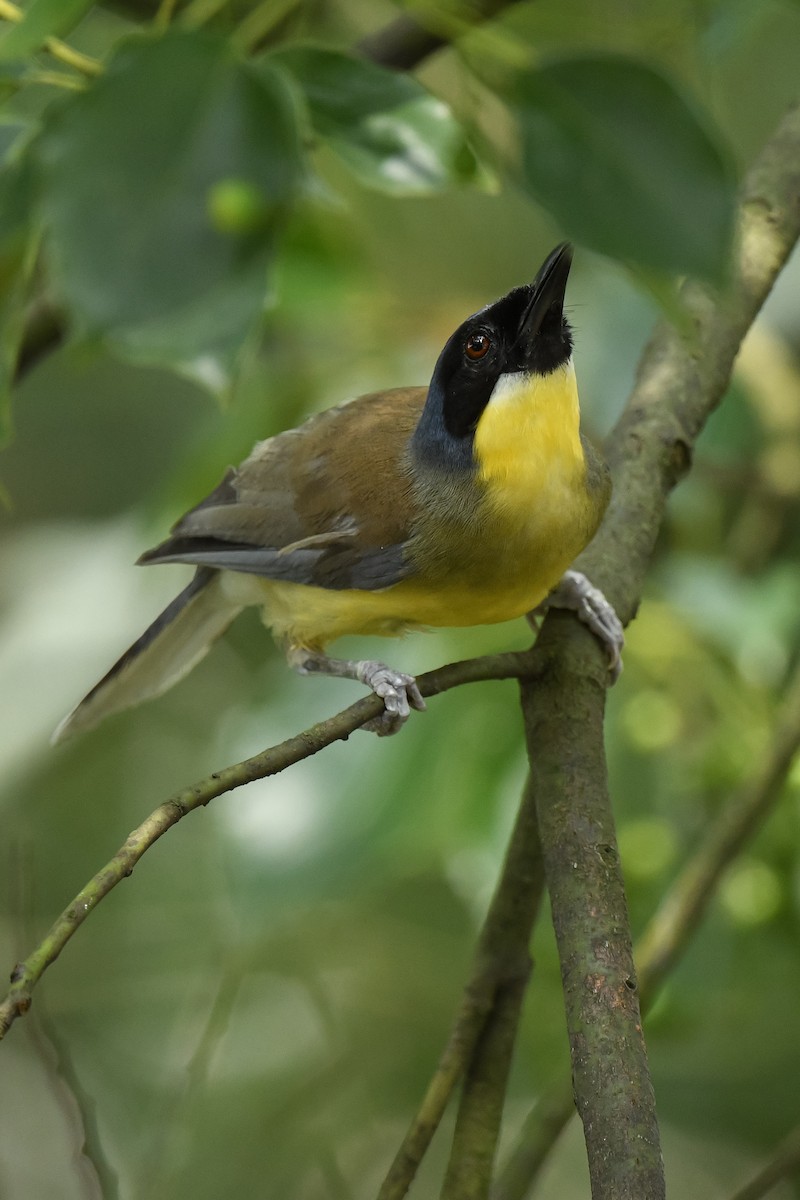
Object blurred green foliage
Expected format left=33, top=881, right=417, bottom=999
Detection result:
left=508, top=54, right=735, bottom=278
left=1, top=1, right=800, bottom=1198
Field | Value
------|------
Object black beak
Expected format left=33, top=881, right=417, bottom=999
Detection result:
left=519, top=242, right=573, bottom=340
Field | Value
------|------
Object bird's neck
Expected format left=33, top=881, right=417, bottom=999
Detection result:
left=473, top=362, right=585, bottom=508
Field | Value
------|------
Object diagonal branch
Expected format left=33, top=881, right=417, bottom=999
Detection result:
left=636, top=654, right=800, bottom=1004
left=439, top=791, right=543, bottom=1200
left=356, top=0, right=524, bottom=70
left=441, top=969, right=531, bottom=1200
left=0, top=648, right=534, bottom=1042
left=492, top=1083, right=575, bottom=1200
left=378, top=778, right=545, bottom=1200
left=727, top=1123, right=800, bottom=1200
left=0, top=0, right=103, bottom=76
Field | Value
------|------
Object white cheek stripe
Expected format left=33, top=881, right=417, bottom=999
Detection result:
left=489, top=359, right=575, bottom=406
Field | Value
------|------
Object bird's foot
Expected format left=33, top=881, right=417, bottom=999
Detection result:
left=532, top=569, right=624, bottom=682
left=287, top=647, right=426, bottom=735
left=356, top=661, right=426, bottom=735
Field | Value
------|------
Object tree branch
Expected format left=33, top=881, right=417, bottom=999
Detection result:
left=493, top=99, right=800, bottom=1200
left=492, top=1083, right=575, bottom=1200
left=636, top=654, right=800, bottom=1003
left=0, top=649, right=534, bottom=1042
left=727, top=1124, right=800, bottom=1200
left=441, top=783, right=544, bottom=1200
left=356, top=0, right=524, bottom=71
left=0, top=0, right=102, bottom=76
left=521, top=644, right=665, bottom=1198
left=441, top=971, right=530, bottom=1200
left=378, top=779, right=545, bottom=1200
left=374, top=70, right=800, bottom=1200
left=376, top=985, right=496, bottom=1200
left=495, top=650, right=800, bottom=1199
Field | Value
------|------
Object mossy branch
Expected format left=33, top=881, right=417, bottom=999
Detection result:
left=521, top=638, right=665, bottom=1198
left=495, top=651, right=800, bottom=1200
left=493, top=99, right=800, bottom=1199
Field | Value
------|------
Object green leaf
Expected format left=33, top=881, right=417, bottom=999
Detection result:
left=0, top=0, right=94, bottom=62
left=35, top=31, right=302, bottom=390
left=270, top=45, right=480, bottom=195
left=0, top=63, right=28, bottom=96
left=0, top=116, right=31, bottom=168
left=509, top=55, right=736, bottom=281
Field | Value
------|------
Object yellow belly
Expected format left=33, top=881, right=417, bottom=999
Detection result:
left=218, top=516, right=583, bottom=651
left=220, top=575, right=535, bottom=649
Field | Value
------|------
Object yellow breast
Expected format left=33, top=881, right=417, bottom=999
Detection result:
left=465, top=360, right=597, bottom=605
left=474, top=361, right=585, bottom=527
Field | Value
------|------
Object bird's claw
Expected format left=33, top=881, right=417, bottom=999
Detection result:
left=356, top=662, right=426, bottom=736
left=535, top=569, right=625, bottom=682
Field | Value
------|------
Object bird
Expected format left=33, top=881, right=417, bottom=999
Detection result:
left=53, top=242, right=623, bottom=743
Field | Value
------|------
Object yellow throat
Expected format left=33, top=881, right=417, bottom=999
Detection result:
left=474, top=360, right=584, bottom=515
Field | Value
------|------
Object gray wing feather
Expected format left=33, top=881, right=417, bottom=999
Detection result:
left=140, top=538, right=412, bottom=591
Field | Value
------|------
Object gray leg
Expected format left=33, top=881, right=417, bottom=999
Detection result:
left=530, top=569, right=624, bottom=682
left=286, top=647, right=426, bottom=736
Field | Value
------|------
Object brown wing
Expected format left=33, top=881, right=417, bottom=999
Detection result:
left=139, top=387, right=427, bottom=591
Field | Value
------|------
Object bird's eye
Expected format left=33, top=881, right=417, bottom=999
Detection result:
left=464, top=332, right=491, bottom=361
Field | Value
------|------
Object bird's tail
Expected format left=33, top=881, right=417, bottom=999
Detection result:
left=52, top=568, right=241, bottom=743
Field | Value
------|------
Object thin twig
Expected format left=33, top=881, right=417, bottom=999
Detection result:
left=7, top=838, right=112, bottom=1199
left=154, top=0, right=180, bottom=30
left=357, top=0, right=524, bottom=70
left=440, top=782, right=545, bottom=1200
left=31, top=1013, right=116, bottom=1200
left=142, top=954, right=247, bottom=1196
left=178, top=0, right=232, bottom=29
left=378, top=780, right=545, bottom=1200
left=377, top=994, right=492, bottom=1200
left=492, top=1084, right=575, bottom=1200
left=230, top=0, right=299, bottom=54
left=727, top=1124, right=800, bottom=1200
left=637, top=655, right=800, bottom=1003
left=442, top=974, right=531, bottom=1200
left=0, top=649, right=534, bottom=1041
left=23, top=68, right=87, bottom=90
left=0, top=0, right=102, bottom=77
